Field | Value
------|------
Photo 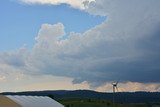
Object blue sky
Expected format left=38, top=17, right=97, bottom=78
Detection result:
left=0, top=0, right=105, bottom=51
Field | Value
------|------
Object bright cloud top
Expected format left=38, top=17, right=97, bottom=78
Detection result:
left=19, top=0, right=95, bottom=9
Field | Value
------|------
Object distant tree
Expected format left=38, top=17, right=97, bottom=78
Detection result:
left=88, top=99, right=91, bottom=102
left=146, top=102, right=152, bottom=107
left=107, top=102, right=110, bottom=107
left=102, top=101, right=105, bottom=103
left=48, top=94, right=54, bottom=99
left=66, top=104, right=70, bottom=107
left=71, top=104, right=73, bottom=107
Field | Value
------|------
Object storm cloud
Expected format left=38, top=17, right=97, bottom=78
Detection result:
left=1, top=0, right=160, bottom=87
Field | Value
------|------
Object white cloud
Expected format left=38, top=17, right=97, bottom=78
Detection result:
left=18, top=0, right=95, bottom=9
left=0, top=48, right=28, bottom=67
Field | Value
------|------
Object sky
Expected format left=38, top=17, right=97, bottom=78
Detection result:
left=0, top=0, right=160, bottom=92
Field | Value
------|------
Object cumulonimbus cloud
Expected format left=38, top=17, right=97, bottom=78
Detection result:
left=1, top=0, right=160, bottom=90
